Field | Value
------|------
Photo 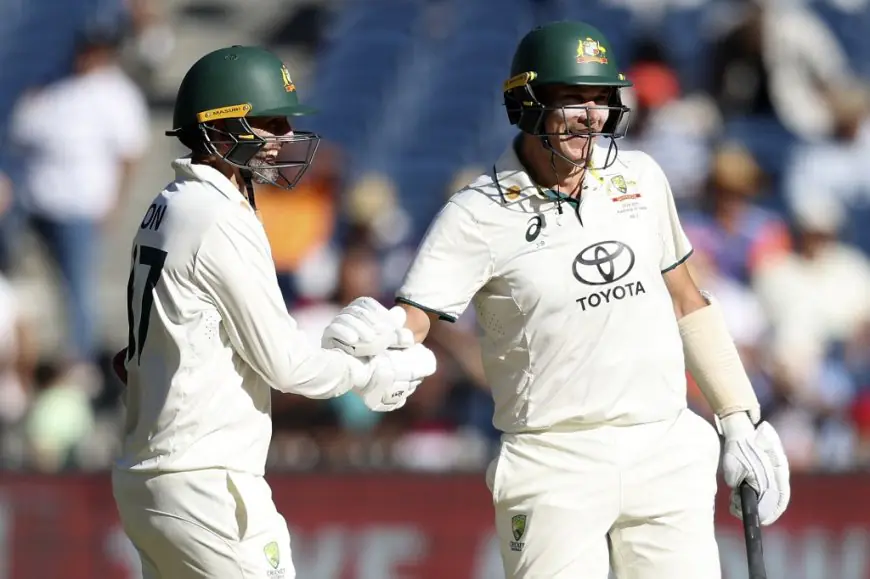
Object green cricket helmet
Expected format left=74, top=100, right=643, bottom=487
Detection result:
left=167, top=45, right=319, bottom=194
left=503, top=22, right=633, bottom=167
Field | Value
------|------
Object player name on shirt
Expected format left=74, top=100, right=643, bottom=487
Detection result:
left=140, top=203, right=168, bottom=232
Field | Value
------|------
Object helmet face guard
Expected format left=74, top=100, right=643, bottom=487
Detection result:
left=168, top=46, right=322, bottom=191
left=198, top=117, right=320, bottom=190
left=504, top=74, right=631, bottom=170
left=503, top=21, right=635, bottom=170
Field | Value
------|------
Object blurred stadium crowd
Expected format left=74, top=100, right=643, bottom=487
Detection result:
left=0, top=0, right=869, bottom=475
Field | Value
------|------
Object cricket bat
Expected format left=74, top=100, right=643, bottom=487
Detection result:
left=740, top=483, right=767, bottom=579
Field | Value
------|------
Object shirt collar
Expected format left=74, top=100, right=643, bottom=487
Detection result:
left=171, top=156, right=247, bottom=203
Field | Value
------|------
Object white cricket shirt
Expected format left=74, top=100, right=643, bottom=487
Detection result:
left=115, top=158, right=358, bottom=475
left=397, top=140, right=693, bottom=433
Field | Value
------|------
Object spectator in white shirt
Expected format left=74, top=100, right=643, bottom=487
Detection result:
left=8, top=27, right=149, bottom=376
left=752, top=195, right=870, bottom=402
left=785, top=83, right=870, bottom=252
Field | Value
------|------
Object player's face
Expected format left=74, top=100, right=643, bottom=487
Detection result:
left=541, top=85, right=612, bottom=163
left=245, top=116, right=293, bottom=184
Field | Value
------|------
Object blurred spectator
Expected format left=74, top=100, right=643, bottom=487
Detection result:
left=0, top=173, right=14, bottom=222
left=710, top=0, right=854, bottom=142
left=344, top=172, right=414, bottom=251
left=752, top=200, right=870, bottom=405
left=843, top=321, right=870, bottom=399
left=681, top=143, right=792, bottom=284
left=24, top=364, right=96, bottom=472
left=341, top=171, right=416, bottom=295
left=0, top=174, right=14, bottom=271
left=785, top=83, right=870, bottom=253
left=256, top=142, right=343, bottom=305
left=620, top=40, right=720, bottom=205
left=0, top=271, right=37, bottom=468
left=6, top=27, right=149, bottom=380
left=760, top=350, right=858, bottom=472
left=122, top=0, right=176, bottom=90
left=0, top=274, right=36, bottom=417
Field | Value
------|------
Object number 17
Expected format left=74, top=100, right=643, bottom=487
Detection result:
left=126, top=245, right=167, bottom=364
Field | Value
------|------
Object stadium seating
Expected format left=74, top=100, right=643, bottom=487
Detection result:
left=306, top=0, right=426, bottom=157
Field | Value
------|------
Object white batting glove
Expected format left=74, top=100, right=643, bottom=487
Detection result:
left=346, top=344, right=437, bottom=412
left=719, top=412, right=791, bottom=526
left=322, top=297, right=415, bottom=357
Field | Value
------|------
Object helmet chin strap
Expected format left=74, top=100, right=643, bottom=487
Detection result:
left=239, top=168, right=258, bottom=211
left=541, top=136, right=590, bottom=214
left=542, top=136, right=582, bottom=216
left=547, top=149, right=565, bottom=216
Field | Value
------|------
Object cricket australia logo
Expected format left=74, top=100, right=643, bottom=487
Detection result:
left=577, top=37, right=608, bottom=64
left=611, top=175, right=627, bottom=194
left=510, top=514, right=527, bottom=552
left=280, top=65, right=296, bottom=93
left=573, top=240, right=646, bottom=311
left=263, top=541, right=285, bottom=577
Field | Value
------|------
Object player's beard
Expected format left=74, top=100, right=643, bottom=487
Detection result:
left=247, top=156, right=280, bottom=185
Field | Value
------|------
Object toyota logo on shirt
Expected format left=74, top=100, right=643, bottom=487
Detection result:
left=572, top=241, right=636, bottom=285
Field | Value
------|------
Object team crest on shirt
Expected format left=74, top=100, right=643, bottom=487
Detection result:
left=263, top=541, right=284, bottom=576
left=610, top=175, right=627, bottom=194
left=510, top=514, right=527, bottom=551
left=608, top=175, right=641, bottom=202
left=608, top=175, right=646, bottom=217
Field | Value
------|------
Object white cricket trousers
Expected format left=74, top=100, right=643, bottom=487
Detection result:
left=112, top=468, right=295, bottom=579
left=487, top=408, right=722, bottom=579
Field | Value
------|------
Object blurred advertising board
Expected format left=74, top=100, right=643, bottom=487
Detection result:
left=0, top=473, right=867, bottom=579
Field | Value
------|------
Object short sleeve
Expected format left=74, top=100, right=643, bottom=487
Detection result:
left=396, top=199, right=494, bottom=322
left=645, top=156, right=693, bottom=272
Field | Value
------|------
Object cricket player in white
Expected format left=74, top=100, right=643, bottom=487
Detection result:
left=322, top=22, right=791, bottom=579
left=110, top=46, right=436, bottom=579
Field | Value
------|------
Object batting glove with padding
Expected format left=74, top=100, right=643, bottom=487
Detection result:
left=322, top=296, right=414, bottom=357
left=720, top=412, right=791, bottom=526
left=346, top=344, right=437, bottom=412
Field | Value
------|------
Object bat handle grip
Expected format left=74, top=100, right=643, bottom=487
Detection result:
left=740, top=482, right=760, bottom=520
left=740, top=483, right=767, bottom=579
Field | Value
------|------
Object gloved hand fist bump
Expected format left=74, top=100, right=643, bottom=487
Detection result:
left=322, top=298, right=414, bottom=357
left=354, top=344, right=437, bottom=412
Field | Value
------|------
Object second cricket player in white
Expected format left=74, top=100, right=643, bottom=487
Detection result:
left=324, top=21, right=792, bottom=579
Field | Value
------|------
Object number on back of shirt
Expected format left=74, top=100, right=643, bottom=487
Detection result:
left=126, top=244, right=167, bottom=364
